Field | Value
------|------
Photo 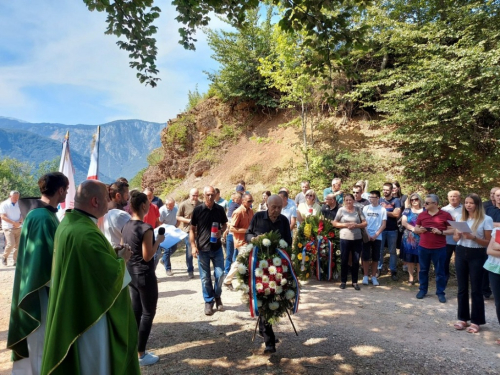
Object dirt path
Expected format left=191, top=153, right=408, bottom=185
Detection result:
left=0, top=248, right=499, bottom=374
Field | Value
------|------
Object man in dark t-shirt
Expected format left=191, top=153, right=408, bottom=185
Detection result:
left=321, top=193, right=340, bottom=221
left=378, top=182, right=401, bottom=280
left=190, top=186, right=228, bottom=316
left=245, top=195, right=292, bottom=355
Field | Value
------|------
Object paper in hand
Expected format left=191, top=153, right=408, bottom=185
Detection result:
left=447, top=220, right=472, bottom=233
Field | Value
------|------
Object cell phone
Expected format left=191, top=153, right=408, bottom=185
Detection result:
left=424, top=227, right=433, bottom=232
left=158, top=227, right=165, bottom=235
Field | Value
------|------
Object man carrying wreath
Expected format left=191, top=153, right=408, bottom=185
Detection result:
left=245, top=195, right=292, bottom=354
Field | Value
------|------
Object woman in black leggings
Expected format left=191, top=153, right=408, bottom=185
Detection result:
left=122, top=191, right=164, bottom=366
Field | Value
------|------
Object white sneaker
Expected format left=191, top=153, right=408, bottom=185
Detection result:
left=362, top=276, right=369, bottom=285
left=139, top=352, right=159, bottom=366
left=371, top=276, right=380, bottom=286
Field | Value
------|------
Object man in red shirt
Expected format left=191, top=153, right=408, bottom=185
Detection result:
left=414, top=194, right=454, bottom=303
left=143, top=188, right=160, bottom=228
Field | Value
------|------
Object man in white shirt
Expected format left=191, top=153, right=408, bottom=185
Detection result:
left=441, top=190, right=462, bottom=285
left=278, top=191, right=297, bottom=231
left=100, top=181, right=131, bottom=245
left=362, top=190, right=387, bottom=286
left=0, top=191, right=23, bottom=266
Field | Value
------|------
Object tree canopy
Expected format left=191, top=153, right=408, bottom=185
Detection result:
left=83, top=0, right=370, bottom=87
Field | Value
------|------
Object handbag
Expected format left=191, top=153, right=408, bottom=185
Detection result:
left=356, top=208, right=370, bottom=243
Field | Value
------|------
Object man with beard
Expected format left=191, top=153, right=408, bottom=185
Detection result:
left=100, top=180, right=131, bottom=245
left=378, top=182, right=401, bottom=281
left=7, top=172, right=68, bottom=375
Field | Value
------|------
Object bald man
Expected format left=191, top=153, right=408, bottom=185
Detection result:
left=41, top=180, right=140, bottom=374
left=190, top=186, right=228, bottom=315
left=177, top=188, right=201, bottom=278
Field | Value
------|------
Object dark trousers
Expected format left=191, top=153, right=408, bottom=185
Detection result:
left=444, top=244, right=456, bottom=284
left=258, top=316, right=275, bottom=347
left=489, top=271, right=500, bottom=325
left=129, top=271, right=158, bottom=352
left=340, top=239, right=362, bottom=283
left=482, top=266, right=492, bottom=297
left=455, top=246, right=486, bottom=325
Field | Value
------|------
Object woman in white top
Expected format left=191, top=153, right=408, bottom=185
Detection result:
left=296, top=189, right=322, bottom=224
left=452, top=193, right=493, bottom=334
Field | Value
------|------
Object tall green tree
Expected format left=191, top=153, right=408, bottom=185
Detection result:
left=259, top=26, right=318, bottom=168
left=351, top=0, right=500, bottom=189
left=205, top=7, right=279, bottom=107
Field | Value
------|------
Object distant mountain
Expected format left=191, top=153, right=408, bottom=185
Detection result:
left=0, top=117, right=165, bottom=184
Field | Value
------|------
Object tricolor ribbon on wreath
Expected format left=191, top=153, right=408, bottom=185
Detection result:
left=248, top=246, right=300, bottom=317
left=276, top=248, right=300, bottom=314
left=316, top=238, right=333, bottom=281
left=301, top=240, right=315, bottom=272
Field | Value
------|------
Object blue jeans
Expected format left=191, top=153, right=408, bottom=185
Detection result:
left=379, top=230, right=398, bottom=273
left=224, top=233, right=235, bottom=274
left=197, top=247, right=224, bottom=303
left=418, top=245, right=447, bottom=296
left=160, top=244, right=178, bottom=271
left=184, top=237, right=194, bottom=273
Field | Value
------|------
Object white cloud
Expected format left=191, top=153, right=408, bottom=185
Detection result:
left=0, top=1, right=227, bottom=124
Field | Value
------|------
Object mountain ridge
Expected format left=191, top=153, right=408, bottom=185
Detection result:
left=0, top=117, right=166, bottom=184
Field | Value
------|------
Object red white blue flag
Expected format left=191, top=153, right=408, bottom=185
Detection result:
left=87, top=125, right=100, bottom=180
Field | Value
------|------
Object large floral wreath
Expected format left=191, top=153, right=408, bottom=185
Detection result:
left=235, top=231, right=300, bottom=324
left=292, top=215, right=340, bottom=281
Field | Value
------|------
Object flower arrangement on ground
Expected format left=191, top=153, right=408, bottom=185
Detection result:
left=292, top=215, right=340, bottom=281
left=235, top=231, right=300, bottom=324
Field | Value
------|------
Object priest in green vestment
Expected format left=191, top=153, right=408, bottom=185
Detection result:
left=41, top=180, right=140, bottom=375
left=7, top=172, right=69, bottom=375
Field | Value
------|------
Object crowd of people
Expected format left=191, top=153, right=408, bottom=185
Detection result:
left=2, top=175, right=500, bottom=373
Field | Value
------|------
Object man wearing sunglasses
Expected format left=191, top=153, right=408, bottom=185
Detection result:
left=378, top=182, right=402, bottom=281
left=413, top=194, right=454, bottom=303
left=353, top=185, right=369, bottom=209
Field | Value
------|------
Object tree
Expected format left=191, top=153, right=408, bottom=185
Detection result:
left=259, top=26, right=318, bottom=168
left=205, top=7, right=279, bottom=107
left=0, top=157, right=60, bottom=200
left=83, top=0, right=371, bottom=87
left=351, top=0, right=500, bottom=189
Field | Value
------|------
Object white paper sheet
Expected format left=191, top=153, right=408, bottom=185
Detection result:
left=154, top=224, right=188, bottom=249
left=447, top=220, right=472, bottom=233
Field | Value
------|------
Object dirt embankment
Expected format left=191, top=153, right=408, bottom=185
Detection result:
left=141, top=98, right=399, bottom=200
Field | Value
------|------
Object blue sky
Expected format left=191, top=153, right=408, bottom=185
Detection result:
left=0, top=1, right=224, bottom=125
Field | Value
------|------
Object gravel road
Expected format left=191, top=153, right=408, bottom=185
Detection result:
left=0, top=244, right=498, bottom=374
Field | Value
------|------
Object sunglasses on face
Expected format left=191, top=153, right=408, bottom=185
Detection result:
left=306, top=194, right=315, bottom=197
left=424, top=201, right=435, bottom=205
left=410, top=198, right=419, bottom=202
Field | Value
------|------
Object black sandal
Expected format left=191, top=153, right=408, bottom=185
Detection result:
left=352, top=283, right=360, bottom=291
left=340, top=283, right=346, bottom=289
